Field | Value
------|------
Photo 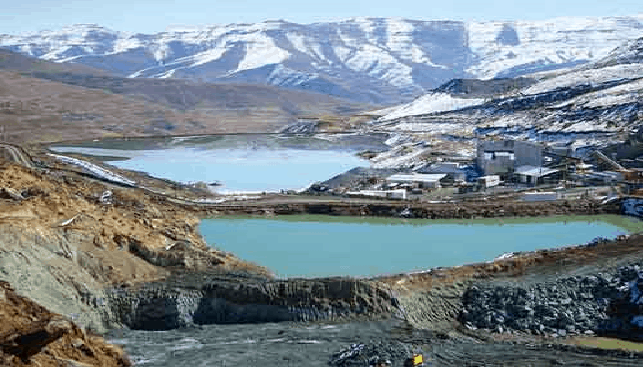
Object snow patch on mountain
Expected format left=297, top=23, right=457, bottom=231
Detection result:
left=466, top=17, right=643, bottom=79
left=286, top=32, right=327, bottom=62
left=376, top=93, right=485, bottom=120
left=268, top=65, right=317, bottom=86
left=110, top=37, right=143, bottom=55
left=191, top=46, right=228, bottom=67
left=236, top=36, right=289, bottom=72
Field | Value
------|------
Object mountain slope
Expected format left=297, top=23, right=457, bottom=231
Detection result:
left=0, top=49, right=370, bottom=142
left=0, top=68, right=364, bottom=143
left=366, top=37, right=643, bottom=143
left=0, top=48, right=113, bottom=76
left=24, top=71, right=369, bottom=117
left=2, top=16, right=642, bottom=104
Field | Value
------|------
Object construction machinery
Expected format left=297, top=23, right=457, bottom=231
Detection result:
left=404, top=353, right=424, bottom=366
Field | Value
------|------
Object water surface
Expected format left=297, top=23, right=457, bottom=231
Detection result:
left=49, top=134, right=382, bottom=193
left=200, top=215, right=641, bottom=278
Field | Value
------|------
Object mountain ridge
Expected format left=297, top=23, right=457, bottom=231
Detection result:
left=3, top=16, right=643, bottom=103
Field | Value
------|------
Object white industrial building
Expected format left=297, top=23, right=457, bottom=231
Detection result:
left=477, top=140, right=543, bottom=176
left=386, top=173, right=447, bottom=189
left=514, top=165, right=561, bottom=185
left=419, top=162, right=468, bottom=182
left=477, top=175, right=501, bottom=188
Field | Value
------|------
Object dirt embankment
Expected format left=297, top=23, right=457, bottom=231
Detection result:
left=0, top=160, right=274, bottom=332
left=203, top=197, right=621, bottom=219
left=0, top=281, right=131, bottom=367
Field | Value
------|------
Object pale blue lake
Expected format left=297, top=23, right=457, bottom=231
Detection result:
left=48, top=134, right=381, bottom=193
left=199, top=215, right=642, bottom=278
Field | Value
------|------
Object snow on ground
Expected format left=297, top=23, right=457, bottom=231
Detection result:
left=559, top=121, right=615, bottom=133
left=485, top=115, right=535, bottom=128
left=523, top=64, right=643, bottom=95
left=382, top=122, right=473, bottom=135
left=539, top=120, right=620, bottom=134
left=370, top=144, right=430, bottom=169
left=109, top=37, right=143, bottom=55
left=158, top=69, right=176, bottom=78
left=378, top=93, right=485, bottom=121
left=47, top=153, right=137, bottom=187
left=550, top=78, right=643, bottom=108
left=383, top=133, right=411, bottom=146
left=268, top=65, right=316, bottom=86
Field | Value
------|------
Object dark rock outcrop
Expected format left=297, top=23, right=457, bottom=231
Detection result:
left=107, top=277, right=397, bottom=330
left=460, top=264, right=643, bottom=340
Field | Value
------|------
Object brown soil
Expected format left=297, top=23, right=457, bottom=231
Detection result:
left=0, top=159, right=272, bottom=285
left=0, top=70, right=287, bottom=144
left=0, top=281, right=131, bottom=367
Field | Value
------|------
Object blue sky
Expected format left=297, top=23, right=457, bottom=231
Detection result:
left=2, top=0, right=642, bottom=35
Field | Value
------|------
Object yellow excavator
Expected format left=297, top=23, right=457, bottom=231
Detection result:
left=369, top=353, right=424, bottom=367
left=404, top=353, right=424, bottom=366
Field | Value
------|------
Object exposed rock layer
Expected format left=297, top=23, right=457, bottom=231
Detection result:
left=106, top=276, right=397, bottom=330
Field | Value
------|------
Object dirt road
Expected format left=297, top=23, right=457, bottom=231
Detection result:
left=0, top=143, right=33, bottom=168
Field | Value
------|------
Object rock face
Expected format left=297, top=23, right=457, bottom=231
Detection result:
left=460, top=264, right=643, bottom=340
left=0, top=224, right=125, bottom=334
left=0, top=281, right=131, bottom=367
left=107, top=278, right=397, bottom=330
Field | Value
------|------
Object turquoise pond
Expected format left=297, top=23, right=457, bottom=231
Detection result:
left=199, top=215, right=642, bottom=278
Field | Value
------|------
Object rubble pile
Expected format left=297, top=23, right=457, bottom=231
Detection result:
left=460, top=264, right=643, bottom=339
left=328, top=341, right=415, bottom=367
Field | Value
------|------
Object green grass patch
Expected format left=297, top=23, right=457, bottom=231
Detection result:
left=566, top=337, right=643, bottom=352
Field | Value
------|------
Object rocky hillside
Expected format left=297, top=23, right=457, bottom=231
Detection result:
left=364, top=36, right=643, bottom=152
left=2, top=16, right=642, bottom=103
left=0, top=281, right=131, bottom=366
left=0, top=159, right=273, bottom=333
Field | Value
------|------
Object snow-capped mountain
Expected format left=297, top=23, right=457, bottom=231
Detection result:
left=2, top=16, right=643, bottom=103
left=365, top=36, right=643, bottom=146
